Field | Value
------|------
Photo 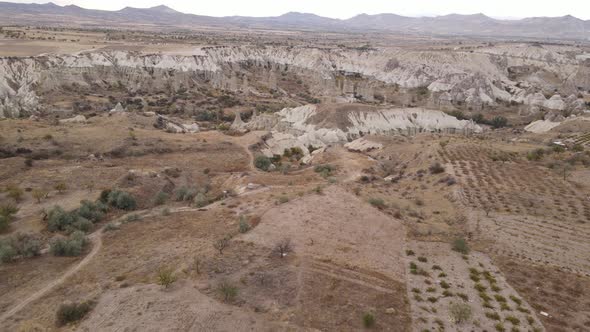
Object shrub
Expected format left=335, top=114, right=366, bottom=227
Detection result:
left=254, top=155, right=271, bottom=171
left=526, top=148, right=545, bottom=161
left=417, top=256, right=427, bottom=262
left=6, top=185, right=24, bottom=202
left=107, top=190, right=136, bottom=210
left=363, top=312, right=376, bottom=328
left=406, top=250, right=415, bottom=256
left=273, top=238, right=293, bottom=258
left=193, top=193, right=208, bottom=208
left=213, top=237, right=230, bottom=254
left=572, top=144, right=584, bottom=152
left=490, top=116, right=508, bottom=129
left=0, top=243, right=17, bottom=263
left=56, top=301, right=92, bottom=326
left=32, top=188, right=48, bottom=203
left=457, top=293, right=468, bottom=301
left=0, top=215, right=9, bottom=232
left=449, top=302, right=472, bottom=324
left=495, top=322, right=506, bottom=332
left=505, top=315, right=520, bottom=325
left=429, top=162, right=445, bottom=174
left=6, top=232, right=43, bottom=264
left=103, top=223, right=119, bottom=232
left=277, top=196, right=289, bottom=204
left=76, top=200, right=106, bottom=223
left=218, top=281, right=238, bottom=302
left=368, top=198, right=386, bottom=209
left=50, top=231, right=88, bottom=256
left=452, top=238, right=469, bottom=254
left=157, top=268, right=177, bottom=288
left=314, top=164, right=335, bottom=178
left=0, top=202, right=19, bottom=218
left=47, top=206, right=79, bottom=232
left=175, top=186, right=197, bottom=202
left=238, top=217, right=251, bottom=233
left=486, top=311, right=501, bottom=320
left=54, top=182, right=67, bottom=193
left=154, top=191, right=168, bottom=206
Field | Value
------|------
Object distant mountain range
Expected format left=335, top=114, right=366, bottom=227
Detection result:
left=0, top=2, right=588, bottom=40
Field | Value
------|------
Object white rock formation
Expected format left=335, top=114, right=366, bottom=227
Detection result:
left=0, top=43, right=588, bottom=117
left=59, top=115, right=86, bottom=124
left=237, top=104, right=481, bottom=157
left=524, top=119, right=561, bottom=133
left=109, top=102, right=126, bottom=114
left=344, top=137, right=383, bottom=152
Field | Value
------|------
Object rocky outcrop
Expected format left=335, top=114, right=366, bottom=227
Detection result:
left=344, top=137, right=383, bottom=152
left=0, top=44, right=588, bottom=118
left=154, top=115, right=199, bottom=133
left=59, top=115, right=87, bottom=123
left=238, top=104, right=481, bottom=157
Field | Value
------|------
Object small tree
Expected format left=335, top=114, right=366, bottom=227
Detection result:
left=254, top=155, right=271, bottom=171
left=157, top=268, right=177, bottom=289
left=213, top=237, right=229, bottom=254
left=273, top=238, right=293, bottom=258
left=32, top=188, right=48, bottom=203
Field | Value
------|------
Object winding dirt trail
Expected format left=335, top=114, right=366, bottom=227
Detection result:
left=0, top=230, right=103, bottom=324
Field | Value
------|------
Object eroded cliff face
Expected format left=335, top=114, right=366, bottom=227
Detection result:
left=0, top=43, right=589, bottom=118
left=233, top=104, right=482, bottom=157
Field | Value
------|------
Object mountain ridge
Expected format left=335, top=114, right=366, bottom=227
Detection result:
left=0, top=1, right=588, bottom=40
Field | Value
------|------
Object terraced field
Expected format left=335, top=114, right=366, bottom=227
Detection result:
left=441, top=143, right=590, bottom=277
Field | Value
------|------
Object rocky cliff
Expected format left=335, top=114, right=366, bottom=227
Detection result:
left=0, top=44, right=589, bottom=118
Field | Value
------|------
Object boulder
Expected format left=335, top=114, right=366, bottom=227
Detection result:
left=59, top=115, right=86, bottom=124
left=109, top=102, right=126, bottom=114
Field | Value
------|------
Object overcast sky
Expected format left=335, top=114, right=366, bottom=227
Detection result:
left=13, top=0, right=590, bottom=19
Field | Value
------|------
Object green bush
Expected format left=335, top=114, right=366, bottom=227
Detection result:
left=0, top=203, right=18, bottom=231
left=368, top=198, right=386, bottom=209
left=449, top=302, right=472, bottom=324
left=0, top=244, right=17, bottom=263
left=56, top=301, right=92, bottom=326
left=254, top=155, right=272, bottom=171
left=314, top=164, right=335, bottom=178
left=107, top=190, right=137, bottom=210
left=429, top=162, right=445, bottom=174
left=47, top=206, right=79, bottom=232
left=490, top=116, right=508, bottom=129
left=0, top=233, right=41, bottom=263
left=154, top=191, right=168, bottom=206
left=193, top=193, right=208, bottom=208
left=363, top=312, right=376, bottom=328
left=50, top=231, right=89, bottom=257
left=157, top=268, right=177, bottom=288
left=238, top=217, right=251, bottom=233
left=452, top=238, right=469, bottom=254
left=0, top=215, right=9, bottom=232
left=218, top=281, right=238, bottom=302
left=76, top=200, right=106, bottom=223
left=175, top=186, right=197, bottom=202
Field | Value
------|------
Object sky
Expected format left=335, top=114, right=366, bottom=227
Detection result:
left=12, top=0, right=590, bottom=20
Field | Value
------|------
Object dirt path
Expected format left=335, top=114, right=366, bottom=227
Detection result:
left=0, top=230, right=103, bottom=324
